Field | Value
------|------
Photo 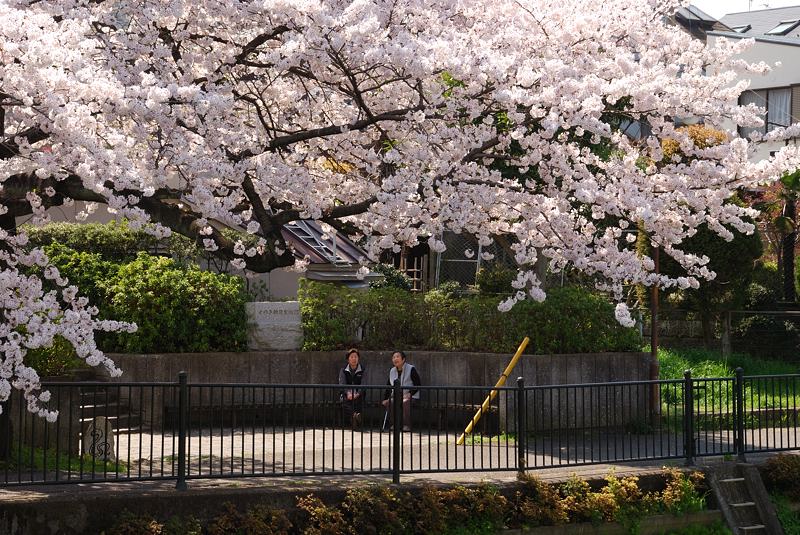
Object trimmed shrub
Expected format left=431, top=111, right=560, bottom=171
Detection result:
left=25, top=220, right=202, bottom=264
left=25, top=221, right=159, bottom=262
left=299, top=280, right=641, bottom=353
left=763, top=453, right=800, bottom=500
left=104, top=254, right=247, bottom=353
left=41, top=247, right=247, bottom=354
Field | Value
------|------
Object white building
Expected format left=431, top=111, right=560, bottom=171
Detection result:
left=707, top=6, right=800, bottom=159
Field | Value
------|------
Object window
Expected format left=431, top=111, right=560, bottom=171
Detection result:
left=731, top=25, right=751, bottom=33
left=765, top=20, right=800, bottom=35
left=739, top=87, right=794, bottom=137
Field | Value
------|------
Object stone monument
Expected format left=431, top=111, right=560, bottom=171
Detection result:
left=245, top=301, right=304, bottom=350
left=83, top=416, right=115, bottom=461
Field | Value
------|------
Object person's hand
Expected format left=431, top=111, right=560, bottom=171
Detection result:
left=353, top=392, right=360, bottom=399
left=382, top=399, right=389, bottom=408
left=403, top=393, right=411, bottom=402
left=346, top=391, right=353, bottom=400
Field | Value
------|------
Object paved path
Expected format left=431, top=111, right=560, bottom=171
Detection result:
left=2, top=426, right=797, bottom=486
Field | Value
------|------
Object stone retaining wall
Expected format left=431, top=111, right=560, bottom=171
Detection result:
left=105, top=351, right=654, bottom=430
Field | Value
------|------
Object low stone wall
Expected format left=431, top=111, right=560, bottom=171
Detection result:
left=107, top=350, right=652, bottom=386
left=105, top=351, right=653, bottom=431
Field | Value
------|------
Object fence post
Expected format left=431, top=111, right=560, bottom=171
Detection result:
left=392, top=379, right=401, bottom=484
left=176, top=371, right=188, bottom=491
left=516, top=377, right=526, bottom=476
left=683, top=370, right=695, bottom=466
left=735, top=367, right=746, bottom=461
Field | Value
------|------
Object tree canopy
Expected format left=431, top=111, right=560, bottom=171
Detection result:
left=2, top=0, right=800, bottom=417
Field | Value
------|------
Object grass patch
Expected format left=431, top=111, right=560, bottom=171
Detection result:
left=0, top=444, right=125, bottom=474
left=664, top=520, right=732, bottom=535
left=772, top=493, right=800, bottom=535
left=656, top=346, right=798, bottom=380
left=655, top=347, right=800, bottom=418
left=462, top=432, right=516, bottom=445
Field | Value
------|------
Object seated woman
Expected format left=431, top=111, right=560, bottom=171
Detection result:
left=338, top=348, right=365, bottom=428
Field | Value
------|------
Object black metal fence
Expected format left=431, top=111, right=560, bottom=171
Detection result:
left=1, top=370, right=798, bottom=487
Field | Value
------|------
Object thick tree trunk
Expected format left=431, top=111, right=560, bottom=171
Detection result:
left=700, top=310, right=715, bottom=349
left=782, top=201, right=797, bottom=303
left=0, top=395, right=10, bottom=461
left=0, top=210, right=13, bottom=461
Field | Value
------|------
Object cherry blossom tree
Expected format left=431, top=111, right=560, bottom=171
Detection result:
left=2, top=0, right=799, bottom=417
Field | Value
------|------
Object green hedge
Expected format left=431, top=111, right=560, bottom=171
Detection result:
left=42, top=247, right=247, bottom=354
left=298, top=280, right=641, bottom=353
left=24, top=221, right=159, bottom=262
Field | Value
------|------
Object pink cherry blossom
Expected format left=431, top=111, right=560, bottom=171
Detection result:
left=1, top=0, right=799, bottom=417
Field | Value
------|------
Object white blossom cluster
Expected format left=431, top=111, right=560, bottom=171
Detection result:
left=1, top=0, right=799, bottom=417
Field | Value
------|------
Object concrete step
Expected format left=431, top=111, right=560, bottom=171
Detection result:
left=738, top=524, right=765, bottom=533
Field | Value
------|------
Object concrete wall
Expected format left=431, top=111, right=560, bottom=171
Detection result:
left=106, top=350, right=652, bottom=387
left=105, top=351, right=654, bottom=431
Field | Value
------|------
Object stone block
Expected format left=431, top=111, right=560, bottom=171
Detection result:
left=245, top=301, right=303, bottom=351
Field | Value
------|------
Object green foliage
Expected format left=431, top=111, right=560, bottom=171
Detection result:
left=24, top=336, right=85, bottom=377
left=658, top=209, right=763, bottom=329
left=772, top=493, right=800, bottom=535
left=475, top=265, right=515, bottom=295
left=296, top=495, right=348, bottom=535
left=656, top=347, right=800, bottom=421
left=437, top=484, right=508, bottom=535
left=342, top=486, right=405, bottom=534
left=92, top=470, right=710, bottom=534
left=25, top=220, right=205, bottom=265
left=657, top=346, right=797, bottom=380
left=509, top=469, right=708, bottom=532
left=763, top=454, right=800, bottom=500
left=207, top=502, right=291, bottom=535
left=43, top=243, right=120, bottom=305
left=108, top=511, right=164, bottom=535
left=510, top=473, right=569, bottom=527
left=24, top=221, right=159, bottom=262
left=368, top=263, right=412, bottom=291
left=747, top=261, right=782, bottom=309
left=658, top=469, right=706, bottom=516
left=41, top=246, right=247, bottom=353
left=163, top=515, right=203, bottom=535
left=433, top=280, right=463, bottom=298
left=664, top=521, right=733, bottom=535
left=104, top=254, right=247, bottom=353
left=299, top=280, right=641, bottom=353
left=0, top=444, right=124, bottom=474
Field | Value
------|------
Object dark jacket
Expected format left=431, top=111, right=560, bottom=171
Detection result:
left=338, top=364, right=365, bottom=399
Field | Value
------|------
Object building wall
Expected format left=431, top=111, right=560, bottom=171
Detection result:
left=712, top=36, right=800, bottom=161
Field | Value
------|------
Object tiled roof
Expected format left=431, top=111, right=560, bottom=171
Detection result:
left=720, top=5, right=800, bottom=41
left=282, top=219, right=367, bottom=265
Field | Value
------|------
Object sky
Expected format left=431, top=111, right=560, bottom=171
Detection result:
left=691, top=0, right=800, bottom=18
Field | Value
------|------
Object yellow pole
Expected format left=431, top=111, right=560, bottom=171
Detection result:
left=456, top=336, right=530, bottom=445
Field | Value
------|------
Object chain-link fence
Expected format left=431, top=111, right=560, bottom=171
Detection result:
left=435, top=233, right=517, bottom=287
left=643, top=308, right=800, bottom=360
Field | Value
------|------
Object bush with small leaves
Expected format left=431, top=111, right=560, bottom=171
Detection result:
left=297, top=494, right=349, bottom=535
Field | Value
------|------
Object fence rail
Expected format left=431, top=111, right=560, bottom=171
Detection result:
left=1, top=370, right=798, bottom=487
